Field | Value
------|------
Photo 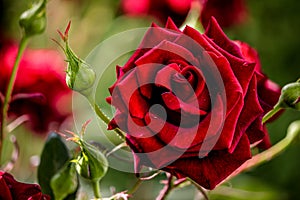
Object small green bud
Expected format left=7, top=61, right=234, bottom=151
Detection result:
left=262, top=79, right=300, bottom=124
left=19, top=0, right=47, bottom=37
left=64, top=120, right=108, bottom=182
left=56, top=22, right=96, bottom=97
left=50, top=162, right=78, bottom=200
left=75, top=140, right=108, bottom=182
left=278, top=80, right=300, bottom=110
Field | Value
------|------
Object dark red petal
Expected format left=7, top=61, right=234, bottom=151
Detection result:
left=205, top=17, right=244, bottom=59
left=135, top=40, right=199, bottom=66
left=182, top=26, right=223, bottom=57
left=228, top=75, right=264, bottom=152
left=258, top=78, right=281, bottom=113
left=205, top=52, right=244, bottom=149
left=164, top=134, right=251, bottom=189
left=148, top=94, right=224, bottom=152
left=161, top=92, right=207, bottom=115
left=204, top=34, right=256, bottom=95
left=122, top=25, right=180, bottom=72
left=0, top=176, right=13, bottom=200
left=246, top=117, right=265, bottom=145
left=165, top=17, right=181, bottom=32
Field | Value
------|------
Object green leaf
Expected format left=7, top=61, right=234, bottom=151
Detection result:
left=51, top=162, right=78, bottom=200
left=38, top=132, right=70, bottom=198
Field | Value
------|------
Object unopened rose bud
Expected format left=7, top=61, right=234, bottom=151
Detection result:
left=19, top=0, right=47, bottom=37
left=56, top=22, right=96, bottom=97
left=50, top=162, right=78, bottom=200
left=263, top=79, right=300, bottom=123
left=278, top=80, right=300, bottom=110
left=75, top=140, right=108, bottom=182
left=65, top=49, right=96, bottom=96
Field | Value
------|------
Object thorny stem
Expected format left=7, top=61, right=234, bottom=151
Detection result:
left=156, top=173, right=173, bottom=200
left=0, top=36, right=29, bottom=164
left=189, top=179, right=209, bottom=200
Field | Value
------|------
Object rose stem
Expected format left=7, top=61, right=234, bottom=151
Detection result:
left=127, top=178, right=143, bottom=195
left=92, top=180, right=101, bottom=199
left=156, top=173, right=174, bottom=200
left=262, top=104, right=282, bottom=124
left=188, top=179, right=209, bottom=200
left=86, top=95, right=126, bottom=141
left=0, top=36, right=29, bottom=164
left=224, top=120, right=300, bottom=182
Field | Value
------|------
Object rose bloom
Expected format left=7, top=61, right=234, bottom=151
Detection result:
left=120, top=0, right=247, bottom=28
left=0, top=171, right=49, bottom=200
left=107, top=17, right=280, bottom=189
left=0, top=41, right=72, bottom=134
left=120, top=0, right=192, bottom=26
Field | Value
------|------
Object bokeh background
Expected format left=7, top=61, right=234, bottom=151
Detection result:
left=1, top=0, right=300, bottom=199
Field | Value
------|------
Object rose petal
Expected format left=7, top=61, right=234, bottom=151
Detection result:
left=0, top=176, right=13, bottom=200
left=163, top=134, right=251, bottom=189
left=205, top=17, right=244, bottom=59
left=228, top=74, right=264, bottom=152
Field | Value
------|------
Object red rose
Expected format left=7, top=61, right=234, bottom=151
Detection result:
left=0, top=171, right=50, bottom=200
left=200, top=0, right=247, bottom=28
left=120, top=0, right=192, bottom=26
left=120, top=0, right=247, bottom=28
left=107, top=18, right=280, bottom=189
left=0, top=41, right=72, bottom=134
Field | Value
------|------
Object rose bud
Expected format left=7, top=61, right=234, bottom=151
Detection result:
left=75, top=140, right=108, bottom=182
left=0, top=170, right=50, bottom=200
left=107, top=17, right=281, bottom=189
left=278, top=80, right=300, bottom=110
left=50, top=162, right=78, bottom=200
left=19, top=0, right=47, bottom=37
left=57, top=22, right=96, bottom=97
left=65, top=121, right=108, bottom=182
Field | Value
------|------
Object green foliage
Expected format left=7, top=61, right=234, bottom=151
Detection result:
left=50, top=162, right=78, bottom=200
left=38, top=133, right=71, bottom=199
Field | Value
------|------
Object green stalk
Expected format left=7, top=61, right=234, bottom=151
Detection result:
left=92, top=180, right=101, bottom=199
left=225, top=120, right=300, bottom=182
left=262, top=103, right=282, bottom=124
left=0, top=36, right=29, bottom=164
left=86, top=95, right=125, bottom=141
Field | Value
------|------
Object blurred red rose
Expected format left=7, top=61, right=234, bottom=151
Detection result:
left=107, top=18, right=281, bottom=189
left=120, top=0, right=247, bottom=28
left=120, top=0, right=192, bottom=26
left=0, top=41, right=72, bottom=134
left=0, top=171, right=50, bottom=200
left=201, top=0, right=247, bottom=28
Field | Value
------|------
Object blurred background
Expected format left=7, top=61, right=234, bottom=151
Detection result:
left=0, top=0, right=300, bottom=199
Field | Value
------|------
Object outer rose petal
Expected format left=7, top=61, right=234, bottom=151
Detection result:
left=0, top=171, right=49, bottom=200
left=163, top=134, right=251, bottom=189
